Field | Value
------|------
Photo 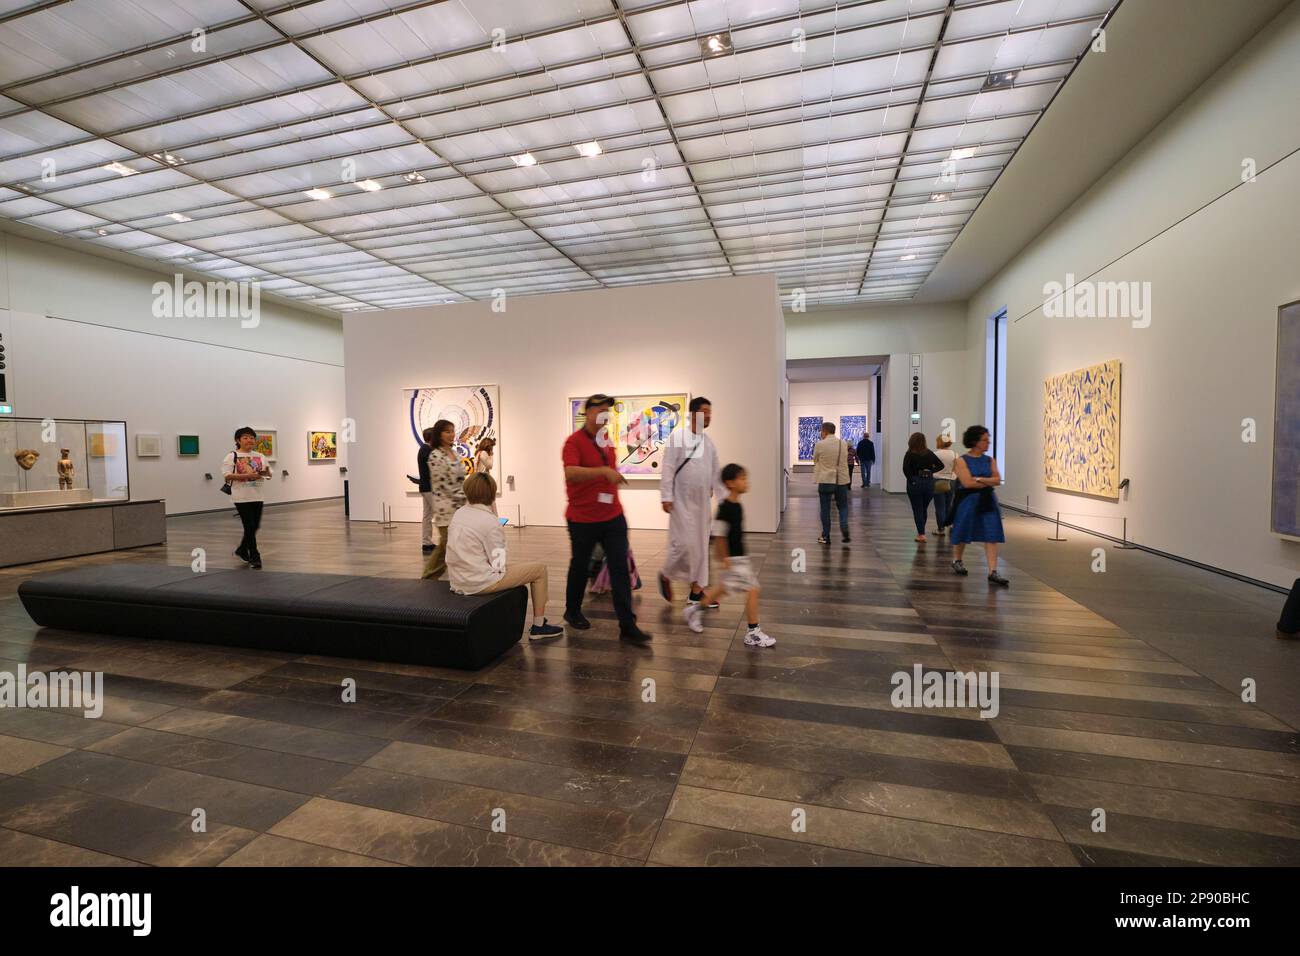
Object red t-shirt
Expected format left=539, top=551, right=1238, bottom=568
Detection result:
left=562, top=427, right=623, bottom=523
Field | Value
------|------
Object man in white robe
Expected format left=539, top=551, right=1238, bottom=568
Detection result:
left=659, top=397, right=724, bottom=604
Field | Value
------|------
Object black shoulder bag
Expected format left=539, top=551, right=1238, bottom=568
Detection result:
left=220, top=451, right=235, bottom=496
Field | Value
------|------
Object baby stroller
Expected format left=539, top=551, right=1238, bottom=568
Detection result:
left=588, top=542, right=643, bottom=594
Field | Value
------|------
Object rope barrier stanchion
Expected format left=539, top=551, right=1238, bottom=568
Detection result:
left=378, top=501, right=396, bottom=530
left=1047, top=511, right=1067, bottom=541
left=1115, top=515, right=1138, bottom=549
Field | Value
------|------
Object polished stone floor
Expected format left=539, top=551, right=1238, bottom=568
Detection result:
left=0, top=478, right=1296, bottom=866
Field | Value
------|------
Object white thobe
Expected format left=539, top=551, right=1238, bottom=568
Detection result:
left=660, top=429, right=722, bottom=587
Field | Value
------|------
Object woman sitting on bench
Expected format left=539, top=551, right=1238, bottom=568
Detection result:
left=445, top=472, right=563, bottom=641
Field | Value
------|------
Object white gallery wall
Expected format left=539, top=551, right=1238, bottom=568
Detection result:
left=0, top=233, right=347, bottom=515
left=788, top=379, right=870, bottom=469
left=964, top=1, right=1300, bottom=588
left=343, top=275, right=785, bottom=533
left=881, top=350, right=969, bottom=495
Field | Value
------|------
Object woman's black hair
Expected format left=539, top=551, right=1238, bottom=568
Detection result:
left=431, top=419, right=456, bottom=448
left=234, top=426, right=256, bottom=445
left=720, top=462, right=746, bottom=483
left=962, top=425, right=989, bottom=449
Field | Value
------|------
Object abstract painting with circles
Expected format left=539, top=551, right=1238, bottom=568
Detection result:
left=407, top=385, right=499, bottom=474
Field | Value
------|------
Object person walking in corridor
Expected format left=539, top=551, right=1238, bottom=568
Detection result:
left=813, top=421, right=851, bottom=544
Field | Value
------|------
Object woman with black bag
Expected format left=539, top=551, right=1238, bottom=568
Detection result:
left=222, top=426, right=271, bottom=569
left=903, top=432, right=944, bottom=543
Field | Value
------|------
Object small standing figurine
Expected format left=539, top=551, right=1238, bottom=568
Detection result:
left=57, top=449, right=75, bottom=490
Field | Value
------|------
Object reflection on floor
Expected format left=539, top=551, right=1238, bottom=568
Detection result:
left=0, top=479, right=1296, bottom=866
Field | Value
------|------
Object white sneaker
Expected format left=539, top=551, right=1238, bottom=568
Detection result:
left=684, top=604, right=705, bottom=633
left=744, top=627, right=775, bottom=647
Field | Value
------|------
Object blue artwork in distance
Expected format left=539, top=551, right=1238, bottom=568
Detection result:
left=797, top=417, right=823, bottom=461
left=840, top=415, right=867, bottom=448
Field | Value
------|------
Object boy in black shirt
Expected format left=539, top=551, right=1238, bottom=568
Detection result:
left=684, top=464, right=775, bottom=647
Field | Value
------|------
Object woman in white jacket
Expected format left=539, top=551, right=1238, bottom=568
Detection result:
left=445, top=472, right=563, bottom=641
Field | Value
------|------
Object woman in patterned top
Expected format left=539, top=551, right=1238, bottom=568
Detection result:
left=421, top=419, right=467, bottom=579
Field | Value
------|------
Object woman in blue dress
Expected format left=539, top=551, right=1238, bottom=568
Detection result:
left=950, top=425, right=1009, bottom=586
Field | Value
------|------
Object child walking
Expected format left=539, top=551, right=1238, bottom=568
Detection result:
left=684, top=464, right=775, bottom=647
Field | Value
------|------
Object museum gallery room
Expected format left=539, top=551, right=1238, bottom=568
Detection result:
left=0, top=0, right=1298, bottom=890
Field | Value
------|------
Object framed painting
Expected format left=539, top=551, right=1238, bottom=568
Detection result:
left=839, top=415, right=867, bottom=448
left=135, top=433, right=161, bottom=458
left=568, top=393, right=687, bottom=479
left=308, top=431, right=337, bottom=460
left=1272, top=300, right=1300, bottom=541
left=797, top=416, right=823, bottom=462
left=253, top=429, right=276, bottom=462
left=407, top=385, right=499, bottom=474
left=1043, top=359, right=1121, bottom=498
left=177, top=434, right=200, bottom=457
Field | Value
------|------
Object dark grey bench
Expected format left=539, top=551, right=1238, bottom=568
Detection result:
left=17, top=564, right=527, bottom=670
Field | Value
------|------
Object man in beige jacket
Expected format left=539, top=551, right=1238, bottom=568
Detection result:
left=812, top=422, right=851, bottom=544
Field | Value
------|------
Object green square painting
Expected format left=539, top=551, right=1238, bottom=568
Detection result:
left=177, top=434, right=200, bottom=457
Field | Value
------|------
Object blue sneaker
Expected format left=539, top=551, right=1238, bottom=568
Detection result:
left=529, top=620, right=564, bottom=641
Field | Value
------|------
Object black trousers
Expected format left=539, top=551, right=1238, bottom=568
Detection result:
left=906, top=477, right=934, bottom=535
left=566, top=515, right=634, bottom=627
left=235, top=501, right=263, bottom=556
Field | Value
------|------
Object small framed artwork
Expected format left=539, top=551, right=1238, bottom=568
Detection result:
left=136, top=433, right=161, bottom=458
left=89, top=433, right=118, bottom=457
left=177, top=434, right=200, bottom=457
left=308, top=431, right=337, bottom=460
left=253, top=429, right=277, bottom=462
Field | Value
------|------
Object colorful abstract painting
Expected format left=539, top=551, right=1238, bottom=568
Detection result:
left=797, top=417, right=823, bottom=462
left=839, top=415, right=867, bottom=448
left=1043, top=359, right=1121, bottom=498
left=254, top=430, right=276, bottom=461
left=1272, top=301, right=1300, bottom=540
left=308, top=431, right=337, bottom=460
left=569, top=393, right=687, bottom=479
left=408, top=385, right=499, bottom=475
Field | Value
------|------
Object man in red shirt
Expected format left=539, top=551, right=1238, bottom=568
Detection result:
left=562, top=394, right=652, bottom=643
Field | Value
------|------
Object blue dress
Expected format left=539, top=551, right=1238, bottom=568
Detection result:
left=950, top=454, right=1005, bottom=544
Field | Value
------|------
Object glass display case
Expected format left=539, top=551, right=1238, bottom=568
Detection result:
left=0, top=417, right=129, bottom=509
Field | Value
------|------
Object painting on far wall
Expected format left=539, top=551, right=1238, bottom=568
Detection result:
left=839, top=415, right=867, bottom=448
left=308, top=431, right=337, bottom=460
left=254, top=429, right=276, bottom=462
left=407, top=385, right=499, bottom=474
left=1272, top=301, right=1300, bottom=541
left=177, top=434, right=200, bottom=457
left=568, top=393, right=687, bottom=479
left=1043, top=359, right=1121, bottom=499
left=797, top=416, right=823, bottom=462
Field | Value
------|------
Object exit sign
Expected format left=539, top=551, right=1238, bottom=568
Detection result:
left=0, top=405, right=12, bottom=415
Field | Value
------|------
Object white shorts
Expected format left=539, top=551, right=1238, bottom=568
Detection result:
left=719, top=555, right=759, bottom=593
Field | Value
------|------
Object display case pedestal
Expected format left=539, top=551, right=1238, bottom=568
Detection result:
left=0, top=488, right=93, bottom=509
left=0, top=499, right=166, bottom=568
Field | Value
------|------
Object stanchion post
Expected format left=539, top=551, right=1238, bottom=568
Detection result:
left=1116, top=515, right=1139, bottom=549
left=1048, top=511, right=1067, bottom=541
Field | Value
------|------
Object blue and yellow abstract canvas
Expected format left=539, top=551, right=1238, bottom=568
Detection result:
left=1043, top=359, right=1121, bottom=498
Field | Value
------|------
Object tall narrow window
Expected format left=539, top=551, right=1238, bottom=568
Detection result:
left=984, top=308, right=1008, bottom=468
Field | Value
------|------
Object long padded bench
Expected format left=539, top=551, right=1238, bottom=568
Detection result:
left=18, top=564, right=528, bottom=670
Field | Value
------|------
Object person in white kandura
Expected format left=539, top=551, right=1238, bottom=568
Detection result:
left=658, top=396, right=725, bottom=609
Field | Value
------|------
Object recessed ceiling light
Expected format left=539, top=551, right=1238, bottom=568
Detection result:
left=403, top=171, right=427, bottom=184
left=982, top=70, right=1019, bottom=90
left=901, top=254, right=917, bottom=261
left=167, top=212, right=192, bottom=222
left=304, top=188, right=332, bottom=200
left=102, top=161, right=137, bottom=177
left=356, top=179, right=382, bottom=192
left=574, top=141, right=602, bottom=158
left=512, top=152, right=537, bottom=167
left=150, top=152, right=183, bottom=166
left=699, top=32, right=733, bottom=57
left=929, top=192, right=950, bottom=202
left=948, top=147, right=976, bottom=160
left=96, top=228, right=109, bottom=236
